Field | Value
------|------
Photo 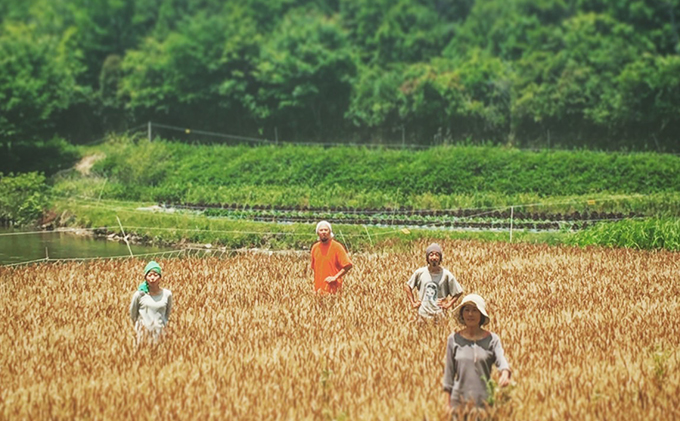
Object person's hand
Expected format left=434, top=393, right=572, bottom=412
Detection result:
left=499, top=370, right=511, bottom=387
left=324, top=276, right=337, bottom=284
left=437, top=298, right=452, bottom=309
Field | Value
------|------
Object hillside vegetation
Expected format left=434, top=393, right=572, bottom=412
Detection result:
left=58, top=137, right=680, bottom=214
left=42, top=138, right=680, bottom=252
left=3, top=0, right=680, bottom=175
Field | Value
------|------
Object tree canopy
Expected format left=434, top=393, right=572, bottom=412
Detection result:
left=2, top=0, right=679, bottom=160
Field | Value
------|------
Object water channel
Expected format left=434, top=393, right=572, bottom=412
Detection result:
left=0, top=227, right=174, bottom=266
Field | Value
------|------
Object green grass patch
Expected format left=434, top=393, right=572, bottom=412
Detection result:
left=567, top=218, right=680, bottom=251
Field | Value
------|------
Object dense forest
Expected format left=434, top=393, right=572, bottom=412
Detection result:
left=2, top=0, right=680, bottom=173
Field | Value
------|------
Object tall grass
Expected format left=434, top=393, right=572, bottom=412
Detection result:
left=569, top=218, right=680, bottom=251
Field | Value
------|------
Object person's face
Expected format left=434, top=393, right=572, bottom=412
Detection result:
left=427, top=251, right=441, bottom=267
left=462, top=305, right=481, bottom=327
left=317, top=226, right=331, bottom=242
left=145, top=270, right=161, bottom=286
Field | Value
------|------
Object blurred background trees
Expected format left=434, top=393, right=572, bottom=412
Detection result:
left=2, top=0, right=679, bottom=173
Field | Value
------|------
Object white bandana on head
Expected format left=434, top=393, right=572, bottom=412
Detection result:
left=315, top=220, right=334, bottom=238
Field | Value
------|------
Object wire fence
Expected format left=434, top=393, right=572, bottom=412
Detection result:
left=1, top=193, right=657, bottom=268
left=95, top=121, right=680, bottom=154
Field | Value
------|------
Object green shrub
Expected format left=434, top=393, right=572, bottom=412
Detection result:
left=0, top=172, right=51, bottom=226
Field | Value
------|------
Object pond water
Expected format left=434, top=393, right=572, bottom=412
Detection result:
left=0, top=227, right=174, bottom=266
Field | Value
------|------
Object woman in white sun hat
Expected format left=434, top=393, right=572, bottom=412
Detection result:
left=442, top=293, right=512, bottom=413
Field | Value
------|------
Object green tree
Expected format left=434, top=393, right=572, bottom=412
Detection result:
left=577, top=0, right=680, bottom=54
left=340, top=0, right=458, bottom=65
left=0, top=22, right=83, bottom=140
left=119, top=6, right=261, bottom=132
left=513, top=13, right=656, bottom=148
left=250, top=8, right=357, bottom=140
left=606, top=54, right=680, bottom=150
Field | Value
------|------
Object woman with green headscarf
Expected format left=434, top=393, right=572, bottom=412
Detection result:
left=129, top=261, right=173, bottom=345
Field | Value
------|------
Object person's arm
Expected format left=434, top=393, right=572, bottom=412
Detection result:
left=325, top=264, right=352, bottom=283
left=403, top=284, right=420, bottom=309
left=405, top=271, right=421, bottom=309
left=440, top=292, right=462, bottom=310
left=439, top=274, right=464, bottom=309
left=492, top=333, right=512, bottom=387
left=442, top=336, right=457, bottom=411
left=309, top=250, right=315, bottom=278
left=165, top=291, right=173, bottom=323
left=443, top=391, right=452, bottom=415
left=129, top=291, right=141, bottom=323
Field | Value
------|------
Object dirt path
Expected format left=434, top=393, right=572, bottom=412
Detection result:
left=74, top=153, right=105, bottom=175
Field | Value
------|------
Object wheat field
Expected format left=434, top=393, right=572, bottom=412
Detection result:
left=1, top=240, right=678, bottom=420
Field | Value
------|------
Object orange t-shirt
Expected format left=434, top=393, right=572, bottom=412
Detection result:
left=310, top=239, right=352, bottom=294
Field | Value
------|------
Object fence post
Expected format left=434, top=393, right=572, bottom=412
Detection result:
left=116, top=216, right=134, bottom=257
left=148, top=121, right=152, bottom=142
left=509, top=206, right=514, bottom=242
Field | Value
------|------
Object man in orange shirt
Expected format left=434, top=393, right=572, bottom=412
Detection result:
left=310, top=220, right=353, bottom=294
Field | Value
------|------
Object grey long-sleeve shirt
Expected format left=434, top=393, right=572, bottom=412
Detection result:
left=442, top=332, right=511, bottom=408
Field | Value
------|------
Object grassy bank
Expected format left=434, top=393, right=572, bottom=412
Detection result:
left=54, top=198, right=568, bottom=251
left=47, top=136, right=679, bottom=251
left=53, top=198, right=680, bottom=252
left=54, top=135, right=680, bottom=216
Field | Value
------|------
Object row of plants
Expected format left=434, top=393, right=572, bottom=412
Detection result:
left=53, top=199, right=566, bottom=251
left=57, top=175, right=679, bottom=218
left=199, top=205, right=635, bottom=223
left=86, top=138, right=680, bottom=199
left=53, top=199, right=679, bottom=252
left=199, top=207, right=614, bottom=231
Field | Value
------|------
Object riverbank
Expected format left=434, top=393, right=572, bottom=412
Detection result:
left=48, top=197, right=680, bottom=252
left=0, top=225, right=174, bottom=266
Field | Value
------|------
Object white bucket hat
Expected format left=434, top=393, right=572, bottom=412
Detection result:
left=315, top=220, right=334, bottom=238
left=452, top=294, right=490, bottom=326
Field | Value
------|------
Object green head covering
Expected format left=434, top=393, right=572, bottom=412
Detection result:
left=144, top=261, right=162, bottom=276
left=139, top=261, right=161, bottom=293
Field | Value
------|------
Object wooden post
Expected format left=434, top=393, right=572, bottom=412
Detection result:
left=116, top=216, right=134, bottom=257
left=509, top=206, right=514, bottom=242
